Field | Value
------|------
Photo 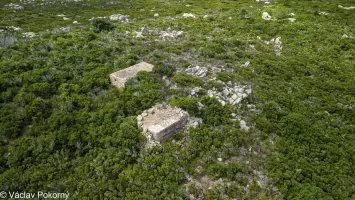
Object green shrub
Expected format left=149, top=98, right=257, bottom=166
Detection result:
left=173, top=74, right=204, bottom=87
left=92, top=19, right=115, bottom=32
left=216, top=72, right=238, bottom=82
left=200, top=96, right=233, bottom=126
left=153, top=62, right=175, bottom=77
left=168, top=96, right=199, bottom=116
left=264, top=5, right=292, bottom=20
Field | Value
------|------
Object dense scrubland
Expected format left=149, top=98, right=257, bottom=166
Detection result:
left=0, top=0, right=354, bottom=199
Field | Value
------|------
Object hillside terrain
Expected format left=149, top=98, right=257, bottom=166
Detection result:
left=1, top=0, right=354, bottom=199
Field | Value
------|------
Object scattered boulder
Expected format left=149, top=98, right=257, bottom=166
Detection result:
left=240, top=120, right=250, bottom=131
left=319, top=12, right=329, bottom=15
left=4, top=3, right=24, bottom=10
left=274, top=37, right=282, bottom=56
left=190, top=87, right=201, bottom=96
left=262, top=12, right=272, bottom=20
left=188, top=117, right=203, bottom=128
left=60, top=27, right=71, bottom=32
left=182, top=13, right=197, bottom=18
left=109, top=14, right=129, bottom=22
left=135, top=27, right=149, bottom=38
left=342, top=34, right=354, bottom=39
left=7, top=26, right=22, bottom=31
left=159, top=28, right=184, bottom=41
left=288, top=18, right=296, bottom=22
left=268, top=37, right=283, bottom=56
left=207, top=84, right=252, bottom=106
left=22, top=32, right=36, bottom=39
left=242, top=61, right=251, bottom=67
left=185, top=66, right=208, bottom=77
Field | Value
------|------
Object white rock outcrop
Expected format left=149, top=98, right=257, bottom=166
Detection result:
left=319, top=12, right=329, bottom=15
left=22, top=32, right=36, bottom=39
left=207, top=84, right=252, bottom=106
left=338, top=5, right=355, bottom=10
left=288, top=18, right=296, bottom=22
left=159, top=28, right=184, bottom=41
left=182, top=13, right=197, bottom=18
left=4, top=3, right=24, bottom=10
left=185, top=66, right=208, bottom=78
left=109, top=14, right=129, bottom=22
left=273, top=37, right=282, bottom=56
left=262, top=12, right=272, bottom=20
left=135, top=27, right=149, bottom=38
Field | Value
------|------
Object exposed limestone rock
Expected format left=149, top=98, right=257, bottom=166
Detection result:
left=159, top=28, right=184, bottom=41
left=262, top=12, right=272, bottom=20
left=242, top=61, right=251, bottom=67
left=338, top=5, right=355, bottom=10
left=256, top=0, right=271, bottom=3
left=274, top=37, right=282, bottom=56
left=190, top=87, right=201, bottom=97
left=288, top=18, right=296, bottom=22
left=319, top=11, right=329, bottom=15
left=109, top=14, right=129, bottom=22
left=135, top=27, right=149, bottom=38
left=4, top=3, right=24, bottom=10
left=60, top=27, right=71, bottom=32
left=137, top=103, right=189, bottom=142
left=267, top=37, right=283, bottom=56
left=342, top=34, right=353, bottom=39
left=240, top=119, right=250, bottom=131
left=182, top=13, right=196, bottom=18
left=22, top=32, right=36, bottom=39
left=188, top=117, right=203, bottom=128
left=109, top=62, right=154, bottom=88
left=185, top=66, right=208, bottom=77
left=7, top=26, right=22, bottom=31
left=207, top=84, right=252, bottom=106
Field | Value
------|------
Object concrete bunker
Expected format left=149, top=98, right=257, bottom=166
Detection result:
left=137, top=103, right=189, bottom=141
left=109, top=62, right=154, bottom=88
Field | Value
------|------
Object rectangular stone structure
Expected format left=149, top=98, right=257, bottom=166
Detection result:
left=137, top=103, right=189, bottom=141
left=109, top=62, right=154, bottom=88
left=148, top=114, right=189, bottom=141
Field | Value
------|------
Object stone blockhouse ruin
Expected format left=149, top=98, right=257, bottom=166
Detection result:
left=137, top=103, right=189, bottom=141
left=109, top=62, right=154, bottom=88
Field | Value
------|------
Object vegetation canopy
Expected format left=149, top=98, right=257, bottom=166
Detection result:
left=0, top=0, right=354, bottom=199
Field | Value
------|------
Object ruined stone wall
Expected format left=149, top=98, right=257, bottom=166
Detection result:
left=109, top=62, right=154, bottom=88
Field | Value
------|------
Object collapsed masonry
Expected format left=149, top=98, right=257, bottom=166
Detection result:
left=137, top=103, right=189, bottom=143
left=109, top=62, right=154, bottom=88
